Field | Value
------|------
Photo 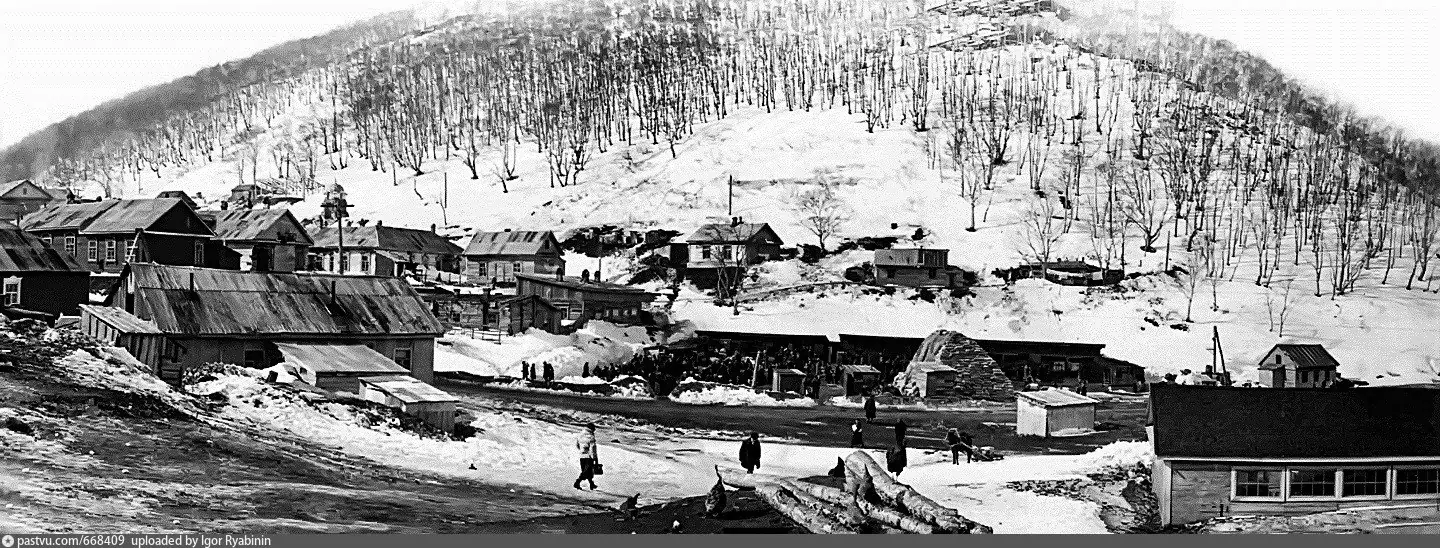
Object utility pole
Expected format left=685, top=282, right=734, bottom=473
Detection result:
left=728, top=175, right=734, bottom=216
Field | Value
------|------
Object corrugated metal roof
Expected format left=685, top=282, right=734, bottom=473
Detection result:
left=208, top=208, right=313, bottom=244
left=275, top=342, right=410, bottom=375
left=359, top=375, right=457, bottom=403
left=1017, top=389, right=1098, bottom=408
left=463, top=230, right=560, bottom=256
left=21, top=198, right=206, bottom=236
left=515, top=273, right=652, bottom=295
left=310, top=225, right=462, bottom=255
left=0, top=180, right=55, bottom=200
left=840, top=364, right=881, bottom=375
left=21, top=200, right=117, bottom=231
left=0, top=221, right=85, bottom=272
left=79, top=305, right=163, bottom=334
left=1260, top=343, right=1342, bottom=370
left=685, top=223, right=782, bottom=244
left=126, top=263, right=445, bottom=336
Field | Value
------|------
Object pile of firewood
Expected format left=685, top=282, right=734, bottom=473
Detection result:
left=718, top=450, right=992, bottom=534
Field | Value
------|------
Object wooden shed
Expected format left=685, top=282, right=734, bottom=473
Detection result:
left=908, top=362, right=959, bottom=398
left=79, top=305, right=175, bottom=378
left=839, top=364, right=882, bottom=396
left=275, top=342, right=413, bottom=393
left=1016, top=389, right=1098, bottom=437
left=357, top=375, right=459, bottom=433
left=772, top=368, right=807, bottom=395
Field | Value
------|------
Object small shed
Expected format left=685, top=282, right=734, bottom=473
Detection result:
left=772, top=368, right=807, bottom=395
left=275, top=342, right=412, bottom=393
left=79, top=305, right=173, bottom=377
left=909, top=362, right=959, bottom=398
left=839, top=364, right=882, bottom=396
left=1016, top=389, right=1098, bottom=437
left=357, top=375, right=459, bottom=433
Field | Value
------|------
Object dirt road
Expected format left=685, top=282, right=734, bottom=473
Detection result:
left=439, top=380, right=1149, bottom=455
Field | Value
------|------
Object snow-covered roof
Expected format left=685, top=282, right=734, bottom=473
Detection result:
left=358, top=375, right=457, bottom=403
left=463, top=230, right=561, bottom=257
left=1017, top=389, right=1098, bottom=408
left=276, top=343, right=411, bottom=375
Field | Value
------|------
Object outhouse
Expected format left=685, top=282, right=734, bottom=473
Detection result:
left=1016, top=389, right=1098, bottom=437
left=772, top=368, right=808, bottom=395
left=839, top=363, right=882, bottom=396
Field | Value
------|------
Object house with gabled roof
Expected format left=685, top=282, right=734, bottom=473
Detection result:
left=462, top=229, right=565, bottom=285
left=1257, top=343, right=1341, bottom=388
left=1149, top=384, right=1440, bottom=527
left=309, top=223, right=463, bottom=280
left=0, top=180, right=60, bottom=223
left=0, top=221, right=89, bottom=315
left=681, top=218, right=783, bottom=291
left=201, top=208, right=312, bottom=273
left=97, top=263, right=445, bottom=387
left=20, top=198, right=239, bottom=276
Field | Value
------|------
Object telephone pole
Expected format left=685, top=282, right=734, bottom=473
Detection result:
left=728, top=175, right=734, bottom=216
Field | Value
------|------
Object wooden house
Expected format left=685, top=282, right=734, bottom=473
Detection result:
left=1016, top=389, right=1098, bottom=437
left=309, top=224, right=463, bottom=279
left=682, top=220, right=783, bottom=289
left=515, top=271, right=655, bottom=330
left=357, top=375, right=459, bottom=433
left=0, top=221, right=90, bottom=315
left=102, top=263, right=445, bottom=386
left=20, top=198, right=239, bottom=277
left=498, top=294, right=562, bottom=335
left=155, top=190, right=197, bottom=210
left=873, top=248, right=965, bottom=288
left=229, top=183, right=265, bottom=208
left=202, top=208, right=312, bottom=273
left=772, top=368, right=807, bottom=395
left=0, top=180, right=59, bottom=223
left=1149, top=384, right=1440, bottom=527
left=973, top=339, right=1144, bottom=391
left=462, top=230, right=565, bottom=285
left=1257, top=344, right=1340, bottom=388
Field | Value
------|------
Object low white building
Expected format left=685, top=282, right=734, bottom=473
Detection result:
left=1016, top=389, right=1098, bottom=437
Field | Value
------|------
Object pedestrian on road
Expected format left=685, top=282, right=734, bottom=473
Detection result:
left=521, top=361, right=529, bottom=380
left=739, top=432, right=762, bottom=474
left=864, top=395, right=877, bottom=423
left=886, top=442, right=907, bottom=477
left=894, top=419, right=907, bottom=447
left=543, top=362, right=555, bottom=384
left=849, top=419, right=864, bottom=448
left=574, top=423, right=599, bottom=490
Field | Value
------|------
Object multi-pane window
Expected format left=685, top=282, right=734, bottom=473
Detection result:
left=359, top=252, right=371, bottom=273
left=123, top=240, right=134, bottom=262
left=1289, top=469, right=1337, bottom=497
left=87, top=240, right=98, bottom=261
left=1397, top=469, right=1440, bottom=496
left=65, top=236, right=76, bottom=256
left=2, top=278, right=20, bottom=306
left=512, top=261, right=522, bottom=275
left=1234, top=469, right=1282, bottom=498
left=105, top=240, right=117, bottom=262
left=700, top=246, right=712, bottom=259
left=193, top=241, right=204, bottom=265
left=393, top=348, right=413, bottom=369
left=1342, top=469, right=1388, bottom=497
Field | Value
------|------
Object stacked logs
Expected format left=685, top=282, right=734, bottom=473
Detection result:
left=719, top=450, right=993, bottom=534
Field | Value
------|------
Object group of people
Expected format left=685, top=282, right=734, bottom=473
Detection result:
left=520, top=361, right=622, bottom=383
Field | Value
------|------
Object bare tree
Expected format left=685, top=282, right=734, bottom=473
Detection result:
left=793, top=175, right=851, bottom=253
left=1019, top=188, right=1065, bottom=275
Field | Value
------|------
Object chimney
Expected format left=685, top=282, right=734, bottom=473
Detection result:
left=730, top=217, right=738, bottom=227
left=375, top=220, right=382, bottom=227
left=431, top=223, right=437, bottom=233
left=555, top=265, right=564, bottom=281
left=188, top=273, right=195, bottom=292
left=329, top=280, right=337, bottom=301
left=581, top=269, right=590, bottom=284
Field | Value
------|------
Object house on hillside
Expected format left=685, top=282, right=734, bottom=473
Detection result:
left=309, top=223, right=463, bottom=279
left=0, top=180, right=60, bottom=223
left=515, top=270, right=655, bottom=330
left=995, top=259, right=1124, bottom=287
left=0, top=221, right=90, bottom=315
left=96, top=263, right=444, bottom=386
left=201, top=208, right=312, bottom=273
left=1257, top=344, right=1341, bottom=388
left=462, top=230, right=565, bottom=285
left=681, top=219, right=784, bottom=290
left=873, top=248, right=966, bottom=288
left=1149, top=384, right=1440, bottom=527
left=974, top=339, right=1145, bottom=391
left=20, top=198, right=239, bottom=283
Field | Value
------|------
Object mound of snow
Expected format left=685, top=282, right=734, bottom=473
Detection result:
left=1071, top=441, right=1154, bottom=475
left=556, top=375, right=607, bottom=385
left=671, top=379, right=816, bottom=408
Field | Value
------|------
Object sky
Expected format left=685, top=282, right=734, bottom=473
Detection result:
left=1, top=0, right=1438, bottom=148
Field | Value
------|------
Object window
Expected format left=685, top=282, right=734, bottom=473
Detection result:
left=1397, top=469, right=1440, bottom=496
left=393, top=347, right=413, bottom=369
left=721, top=245, right=733, bottom=261
left=570, top=307, right=583, bottom=320
left=478, top=261, right=489, bottom=278
left=883, top=268, right=895, bottom=278
left=513, top=261, right=522, bottom=275
left=1342, top=469, right=1388, bottom=497
left=1, top=277, right=20, bottom=306
left=65, top=236, right=76, bottom=256
left=1234, top=469, right=1282, bottom=498
left=41, top=237, right=51, bottom=247
left=123, top=240, right=134, bottom=262
left=243, top=349, right=266, bottom=369
left=359, top=252, right=371, bottom=273
left=1300, top=370, right=1308, bottom=384
left=193, top=241, right=204, bottom=265
left=701, top=246, right=711, bottom=259
left=105, top=240, right=117, bottom=262
left=928, top=268, right=937, bottom=279
left=87, top=240, right=98, bottom=262
left=1288, top=469, right=1337, bottom=497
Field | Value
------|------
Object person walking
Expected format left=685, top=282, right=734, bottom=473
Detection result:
left=849, top=419, right=864, bottom=448
left=543, top=362, right=555, bottom=384
left=738, top=432, right=762, bottom=474
left=886, top=441, right=907, bottom=477
left=573, top=423, right=599, bottom=490
left=863, top=394, right=877, bottom=423
left=944, top=428, right=963, bottom=465
left=893, top=419, right=907, bottom=447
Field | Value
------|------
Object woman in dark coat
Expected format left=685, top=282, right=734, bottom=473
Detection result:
left=886, top=442, right=907, bottom=477
left=738, top=432, right=762, bottom=473
left=893, top=419, right=907, bottom=447
left=863, top=395, right=877, bottom=422
left=849, top=419, right=864, bottom=448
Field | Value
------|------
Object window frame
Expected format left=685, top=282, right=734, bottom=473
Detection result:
left=105, top=239, right=117, bottom=262
left=1395, top=466, right=1440, bottom=499
left=1, top=277, right=21, bottom=307
left=359, top=252, right=371, bottom=273
left=87, top=239, right=98, bottom=262
left=393, top=347, right=413, bottom=369
left=123, top=239, right=134, bottom=262
left=1231, top=468, right=1284, bottom=501
left=1285, top=467, right=1340, bottom=500
left=1340, top=468, right=1391, bottom=500
left=193, top=241, right=205, bottom=265
left=64, top=236, right=77, bottom=256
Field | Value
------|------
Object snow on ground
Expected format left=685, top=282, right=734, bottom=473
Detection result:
left=434, top=321, right=659, bottom=379
left=825, top=396, right=992, bottom=412
left=670, top=384, right=818, bottom=408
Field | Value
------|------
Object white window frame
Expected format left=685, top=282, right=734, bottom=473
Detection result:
left=193, top=241, right=205, bottom=265
left=1339, top=468, right=1391, bottom=501
left=700, top=245, right=711, bottom=260
left=1394, top=466, right=1440, bottom=500
left=359, top=252, right=371, bottom=273
left=105, top=239, right=117, bottom=262
left=41, top=236, right=52, bottom=247
left=1285, top=467, right=1340, bottom=501
left=123, top=239, right=134, bottom=262
left=87, top=239, right=98, bottom=261
left=2, top=277, right=21, bottom=307
left=1230, top=468, right=1284, bottom=501
left=65, top=236, right=77, bottom=256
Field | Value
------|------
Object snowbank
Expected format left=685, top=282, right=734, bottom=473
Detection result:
left=556, top=375, right=607, bottom=385
left=825, top=396, right=991, bottom=412
left=671, top=380, right=817, bottom=408
left=434, top=321, right=659, bottom=379
left=1071, top=441, right=1155, bottom=476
